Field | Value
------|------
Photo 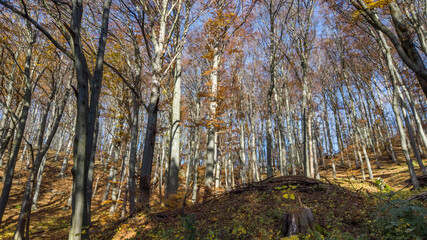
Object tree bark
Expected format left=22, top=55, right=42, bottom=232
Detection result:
left=166, top=50, right=182, bottom=196
left=205, top=45, right=221, bottom=190
left=128, top=94, right=139, bottom=215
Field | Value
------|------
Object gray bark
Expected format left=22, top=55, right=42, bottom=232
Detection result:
left=166, top=50, right=182, bottom=196
left=238, top=120, right=247, bottom=183
left=31, top=156, right=47, bottom=210
left=128, top=94, right=139, bottom=215
left=59, top=135, right=74, bottom=178
left=205, top=45, right=220, bottom=189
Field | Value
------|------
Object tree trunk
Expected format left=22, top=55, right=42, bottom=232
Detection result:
left=205, top=45, right=221, bottom=190
left=266, top=85, right=274, bottom=178
left=128, top=94, right=139, bottom=215
left=59, top=136, right=74, bottom=178
left=31, top=155, right=47, bottom=210
left=389, top=3, right=427, bottom=97
left=248, top=99, right=260, bottom=182
left=402, top=105, right=426, bottom=175
left=166, top=50, right=182, bottom=196
left=139, top=73, right=160, bottom=206
left=239, top=120, right=247, bottom=183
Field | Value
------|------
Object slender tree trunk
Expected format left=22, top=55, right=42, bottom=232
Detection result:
left=191, top=126, right=200, bottom=203
left=402, top=105, right=426, bottom=175
left=59, top=136, right=74, bottom=177
left=248, top=99, right=259, bottom=181
left=307, top=110, right=314, bottom=178
left=186, top=128, right=194, bottom=189
left=346, top=86, right=374, bottom=180
left=355, top=134, right=366, bottom=181
left=239, top=120, right=247, bottom=183
left=31, top=155, right=47, bottom=210
left=54, top=130, right=66, bottom=162
left=284, top=83, right=295, bottom=175
left=266, top=85, right=274, bottom=178
left=312, top=125, right=320, bottom=180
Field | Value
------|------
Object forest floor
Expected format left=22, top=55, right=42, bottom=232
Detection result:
left=0, top=139, right=426, bottom=239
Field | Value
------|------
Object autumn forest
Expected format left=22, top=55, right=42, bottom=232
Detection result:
left=0, top=0, right=426, bottom=239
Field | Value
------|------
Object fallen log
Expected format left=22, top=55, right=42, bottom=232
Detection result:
left=407, top=191, right=427, bottom=202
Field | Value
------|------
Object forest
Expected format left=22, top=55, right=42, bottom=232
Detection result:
left=0, top=0, right=426, bottom=239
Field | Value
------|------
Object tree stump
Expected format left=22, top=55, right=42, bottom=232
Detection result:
left=281, top=207, right=316, bottom=237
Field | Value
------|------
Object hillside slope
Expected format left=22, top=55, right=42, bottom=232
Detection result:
left=0, top=137, right=426, bottom=239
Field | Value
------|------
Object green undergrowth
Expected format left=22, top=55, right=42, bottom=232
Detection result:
left=361, top=188, right=427, bottom=240
left=366, top=198, right=427, bottom=239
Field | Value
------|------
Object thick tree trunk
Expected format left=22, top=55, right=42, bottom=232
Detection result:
left=166, top=51, right=182, bottom=196
left=205, top=45, right=220, bottom=190
left=389, top=3, right=427, bottom=97
left=128, top=94, right=139, bottom=215
left=140, top=76, right=160, bottom=206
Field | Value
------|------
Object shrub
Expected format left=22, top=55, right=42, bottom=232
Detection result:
left=371, top=199, right=427, bottom=239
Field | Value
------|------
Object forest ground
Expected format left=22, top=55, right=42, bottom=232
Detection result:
left=0, top=138, right=426, bottom=239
